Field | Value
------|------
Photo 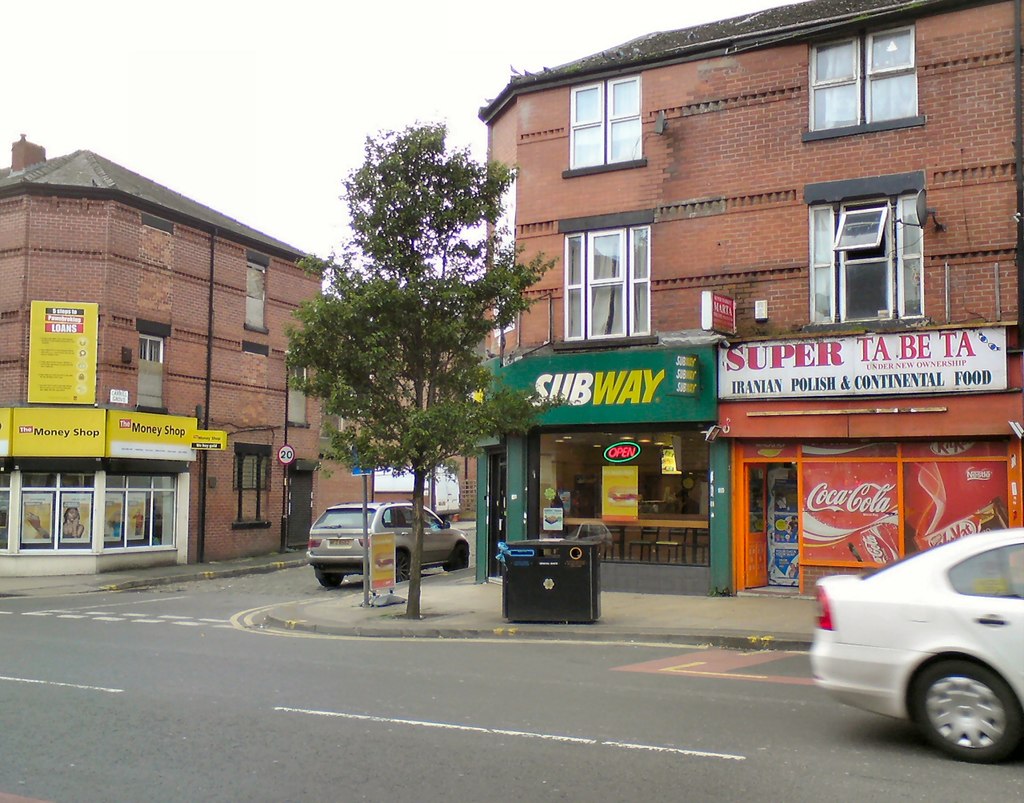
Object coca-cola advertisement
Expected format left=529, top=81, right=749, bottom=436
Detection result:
left=904, top=460, right=1008, bottom=554
left=801, top=462, right=900, bottom=565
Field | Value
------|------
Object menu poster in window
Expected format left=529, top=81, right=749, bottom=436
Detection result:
left=801, top=462, right=900, bottom=565
left=602, top=465, right=638, bottom=521
left=904, top=461, right=1008, bottom=554
left=59, top=492, right=91, bottom=543
left=542, top=507, right=564, bottom=532
left=104, top=498, right=124, bottom=543
left=22, top=492, right=54, bottom=544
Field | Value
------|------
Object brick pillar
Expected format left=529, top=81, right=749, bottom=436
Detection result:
left=11, top=134, right=45, bottom=170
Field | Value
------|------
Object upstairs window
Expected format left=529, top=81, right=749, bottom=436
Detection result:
left=810, top=194, right=923, bottom=323
left=137, top=334, right=164, bottom=408
left=287, top=366, right=307, bottom=426
left=810, top=27, right=916, bottom=131
left=570, top=77, right=641, bottom=169
left=565, top=226, right=650, bottom=340
left=246, top=252, right=268, bottom=330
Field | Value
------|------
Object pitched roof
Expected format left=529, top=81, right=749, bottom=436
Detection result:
left=480, top=0, right=977, bottom=122
left=0, top=149, right=303, bottom=259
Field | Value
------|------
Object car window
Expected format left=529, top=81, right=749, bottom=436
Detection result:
left=384, top=507, right=413, bottom=528
left=948, top=545, right=1023, bottom=599
left=425, top=510, right=443, bottom=530
left=380, top=507, right=397, bottom=529
left=315, top=509, right=370, bottom=529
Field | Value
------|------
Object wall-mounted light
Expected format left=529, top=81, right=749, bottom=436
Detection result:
left=654, top=110, right=668, bottom=135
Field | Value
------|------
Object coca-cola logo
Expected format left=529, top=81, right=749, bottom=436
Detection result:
left=806, top=482, right=896, bottom=514
left=965, top=467, right=992, bottom=481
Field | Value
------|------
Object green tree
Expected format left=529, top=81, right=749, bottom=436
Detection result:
left=288, top=123, right=552, bottom=618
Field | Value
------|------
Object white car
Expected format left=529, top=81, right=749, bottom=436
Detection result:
left=811, top=529, right=1024, bottom=763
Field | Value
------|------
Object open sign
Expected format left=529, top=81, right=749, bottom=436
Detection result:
left=604, top=441, right=641, bottom=463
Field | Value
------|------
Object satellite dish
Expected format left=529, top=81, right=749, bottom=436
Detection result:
left=904, top=189, right=927, bottom=227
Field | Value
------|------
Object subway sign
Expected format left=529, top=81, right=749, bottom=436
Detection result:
left=604, top=441, right=641, bottom=463
left=497, top=347, right=715, bottom=426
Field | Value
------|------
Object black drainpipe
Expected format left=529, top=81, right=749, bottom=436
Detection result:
left=197, top=226, right=217, bottom=563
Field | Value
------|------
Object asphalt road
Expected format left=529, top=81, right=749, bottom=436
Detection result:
left=1, top=567, right=1020, bottom=803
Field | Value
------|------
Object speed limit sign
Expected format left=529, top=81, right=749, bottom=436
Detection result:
left=277, top=444, right=296, bottom=465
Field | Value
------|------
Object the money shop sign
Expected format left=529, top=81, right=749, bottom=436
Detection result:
left=719, top=328, right=1006, bottom=400
left=28, top=301, right=99, bottom=405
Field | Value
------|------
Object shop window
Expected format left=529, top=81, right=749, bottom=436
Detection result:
left=104, top=474, right=176, bottom=548
left=810, top=194, right=923, bottom=323
left=570, top=76, right=641, bottom=169
left=138, top=334, right=164, bottom=408
left=20, top=473, right=95, bottom=550
left=246, top=252, right=268, bottom=330
left=0, top=473, right=9, bottom=550
left=287, top=365, right=307, bottom=426
left=537, top=430, right=709, bottom=566
left=810, top=27, right=916, bottom=131
left=565, top=226, right=650, bottom=340
left=234, top=448, right=270, bottom=524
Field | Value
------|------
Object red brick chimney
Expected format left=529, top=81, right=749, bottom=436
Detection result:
left=11, top=134, right=46, bottom=171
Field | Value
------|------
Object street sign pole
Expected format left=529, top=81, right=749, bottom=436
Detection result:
left=362, top=472, right=370, bottom=608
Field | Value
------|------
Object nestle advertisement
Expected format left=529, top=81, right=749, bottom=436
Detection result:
left=719, top=328, right=1006, bottom=399
left=904, top=459, right=1008, bottom=554
left=801, top=462, right=901, bottom=565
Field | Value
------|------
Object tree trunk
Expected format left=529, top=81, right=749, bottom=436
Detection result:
left=405, top=469, right=427, bottom=618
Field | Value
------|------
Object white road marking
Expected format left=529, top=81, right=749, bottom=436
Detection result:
left=170, top=621, right=204, bottom=626
left=56, top=614, right=88, bottom=619
left=0, top=611, right=12, bottom=615
left=199, top=618, right=230, bottom=623
left=273, top=707, right=746, bottom=761
left=157, top=615, right=191, bottom=619
left=21, top=612, right=53, bottom=616
left=0, top=674, right=123, bottom=693
left=129, top=619, right=164, bottom=624
left=92, top=617, right=125, bottom=622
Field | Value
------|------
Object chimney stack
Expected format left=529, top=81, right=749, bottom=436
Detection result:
left=12, top=134, right=46, bottom=171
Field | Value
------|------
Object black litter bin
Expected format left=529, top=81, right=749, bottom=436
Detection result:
left=500, top=537, right=601, bottom=623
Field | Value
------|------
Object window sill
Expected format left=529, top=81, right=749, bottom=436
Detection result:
left=553, top=335, right=659, bottom=352
left=231, top=520, right=273, bottom=530
left=244, top=323, right=270, bottom=335
left=802, top=317, right=927, bottom=334
left=802, top=116, right=925, bottom=143
left=562, top=159, right=647, bottom=179
left=136, top=404, right=167, bottom=414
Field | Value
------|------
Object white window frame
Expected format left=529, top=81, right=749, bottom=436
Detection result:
left=564, top=225, right=651, bottom=341
left=287, top=365, right=307, bottom=426
left=139, top=334, right=164, bottom=363
left=809, top=195, right=924, bottom=323
left=138, top=334, right=164, bottom=408
left=246, top=259, right=266, bottom=329
left=810, top=26, right=916, bottom=131
left=570, top=76, right=641, bottom=169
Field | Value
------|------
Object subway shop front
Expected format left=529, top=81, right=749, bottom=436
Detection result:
left=478, top=342, right=729, bottom=595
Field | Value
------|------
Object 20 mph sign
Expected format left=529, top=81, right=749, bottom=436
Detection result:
left=277, top=444, right=296, bottom=465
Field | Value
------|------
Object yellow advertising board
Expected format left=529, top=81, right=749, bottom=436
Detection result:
left=106, top=411, right=197, bottom=460
left=602, top=465, right=639, bottom=522
left=370, top=532, right=396, bottom=591
left=191, top=429, right=228, bottom=450
left=0, top=407, right=11, bottom=456
left=28, top=301, right=99, bottom=405
left=12, top=408, right=106, bottom=457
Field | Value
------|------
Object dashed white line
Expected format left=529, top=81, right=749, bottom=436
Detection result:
left=0, top=674, right=123, bottom=693
left=273, top=707, right=746, bottom=761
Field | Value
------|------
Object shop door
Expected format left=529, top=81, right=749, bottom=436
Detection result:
left=486, top=451, right=507, bottom=579
left=745, top=466, right=769, bottom=587
left=744, top=463, right=800, bottom=588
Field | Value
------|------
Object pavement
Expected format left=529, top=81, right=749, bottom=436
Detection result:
left=0, top=547, right=819, bottom=651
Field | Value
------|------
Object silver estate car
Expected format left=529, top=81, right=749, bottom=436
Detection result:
left=306, top=502, right=471, bottom=587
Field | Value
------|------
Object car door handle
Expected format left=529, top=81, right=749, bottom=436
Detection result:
left=975, top=616, right=1007, bottom=626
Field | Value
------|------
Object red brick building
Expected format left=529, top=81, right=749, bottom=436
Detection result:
left=478, top=0, right=1023, bottom=594
left=0, top=136, right=324, bottom=575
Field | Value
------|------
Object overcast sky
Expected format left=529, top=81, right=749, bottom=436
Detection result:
left=6, top=0, right=795, bottom=257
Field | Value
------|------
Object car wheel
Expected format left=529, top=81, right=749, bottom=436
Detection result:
left=314, top=570, right=344, bottom=588
left=395, top=550, right=411, bottom=582
left=445, top=542, right=470, bottom=571
left=910, top=660, right=1023, bottom=763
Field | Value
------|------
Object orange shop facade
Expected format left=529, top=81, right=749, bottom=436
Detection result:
left=717, top=326, right=1023, bottom=594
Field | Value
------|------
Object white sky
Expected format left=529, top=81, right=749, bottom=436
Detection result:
left=5, top=0, right=794, bottom=257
